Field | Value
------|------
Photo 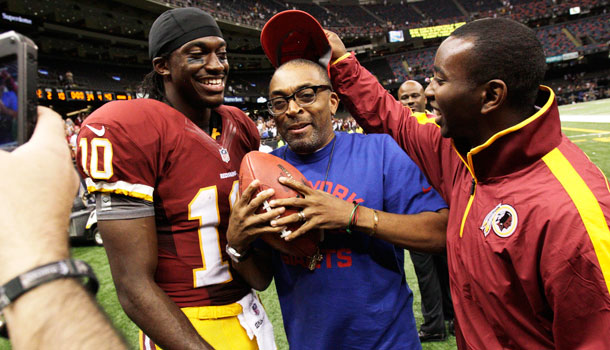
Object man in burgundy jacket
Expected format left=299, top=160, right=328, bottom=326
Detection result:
left=326, top=18, right=610, bottom=349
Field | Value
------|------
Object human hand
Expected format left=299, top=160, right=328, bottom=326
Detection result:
left=0, top=107, right=79, bottom=284
left=226, top=179, right=286, bottom=252
left=324, top=29, right=348, bottom=61
left=268, top=176, right=354, bottom=240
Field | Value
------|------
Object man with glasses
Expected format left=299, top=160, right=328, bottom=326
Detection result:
left=227, top=58, right=448, bottom=350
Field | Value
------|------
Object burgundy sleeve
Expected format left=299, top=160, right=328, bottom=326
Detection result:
left=543, top=223, right=610, bottom=349
left=541, top=208, right=610, bottom=349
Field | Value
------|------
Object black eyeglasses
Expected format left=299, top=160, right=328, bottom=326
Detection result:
left=267, top=85, right=331, bottom=116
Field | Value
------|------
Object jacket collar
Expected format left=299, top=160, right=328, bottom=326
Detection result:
left=458, top=86, right=562, bottom=181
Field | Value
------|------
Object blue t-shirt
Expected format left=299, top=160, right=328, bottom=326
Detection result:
left=270, top=132, right=446, bottom=350
left=2, top=90, right=17, bottom=111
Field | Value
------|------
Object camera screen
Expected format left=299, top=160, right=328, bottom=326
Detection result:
left=0, top=55, right=18, bottom=151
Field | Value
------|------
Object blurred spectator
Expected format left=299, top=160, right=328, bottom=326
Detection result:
left=69, top=124, right=80, bottom=158
left=0, top=70, right=17, bottom=144
left=65, top=71, right=74, bottom=88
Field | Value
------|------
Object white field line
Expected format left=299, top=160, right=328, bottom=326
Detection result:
left=560, top=114, right=610, bottom=123
left=568, top=131, right=610, bottom=138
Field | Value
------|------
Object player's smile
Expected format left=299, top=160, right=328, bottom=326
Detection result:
left=429, top=102, right=441, bottom=116
left=195, top=76, right=226, bottom=93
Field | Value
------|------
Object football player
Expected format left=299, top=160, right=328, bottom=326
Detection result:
left=77, top=8, right=280, bottom=350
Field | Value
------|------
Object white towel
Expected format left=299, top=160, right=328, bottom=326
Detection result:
left=236, top=290, right=277, bottom=350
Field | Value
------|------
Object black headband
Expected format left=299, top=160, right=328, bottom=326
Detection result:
left=149, top=8, right=223, bottom=59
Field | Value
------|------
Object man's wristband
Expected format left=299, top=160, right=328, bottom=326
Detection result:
left=226, top=244, right=251, bottom=263
left=370, top=210, right=379, bottom=237
left=0, top=259, right=99, bottom=311
left=346, top=201, right=360, bottom=234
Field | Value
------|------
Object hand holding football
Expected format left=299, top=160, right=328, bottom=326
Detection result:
left=239, top=151, right=321, bottom=258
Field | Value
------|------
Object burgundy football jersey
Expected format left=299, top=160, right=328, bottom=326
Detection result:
left=76, top=99, right=260, bottom=307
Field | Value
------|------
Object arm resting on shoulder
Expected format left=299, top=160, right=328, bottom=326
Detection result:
left=99, top=217, right=214, bottom=350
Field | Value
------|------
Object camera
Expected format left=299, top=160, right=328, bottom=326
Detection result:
left=0, top=30, right=37, bottom=151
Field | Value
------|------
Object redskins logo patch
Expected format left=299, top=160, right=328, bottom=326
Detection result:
left=480, top=203, right=518, bottom=238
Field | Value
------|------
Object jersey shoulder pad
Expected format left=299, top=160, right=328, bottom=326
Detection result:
left=77, top=99, right=182, bottom=201
left=84, top=99, right=180, bottom=132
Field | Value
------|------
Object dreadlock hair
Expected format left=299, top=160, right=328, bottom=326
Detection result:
left=137, top=52, right=170, bottom=103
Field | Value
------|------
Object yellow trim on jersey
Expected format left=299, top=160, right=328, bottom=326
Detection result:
left=542, top=148, right=610, bottom=295
left=451, top=140, right=478, bottom=238
left=412, top=112, right=436, bottom=125
left=470, top=86, right=555, bottom=156
left=460, top=188, right=476, bottom=238
left=456, top=86, right=556, bottom=238
left=85, top=178, right=154, bottom=202
left=332, top=52, right=351, bottom=65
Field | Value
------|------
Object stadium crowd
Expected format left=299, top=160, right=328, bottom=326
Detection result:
left=156, top=0, right=608, bottom=38
left=34, top=1, right=608, bottom=109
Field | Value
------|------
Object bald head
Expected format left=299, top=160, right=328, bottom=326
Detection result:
left=397, top=80, right=427, bottom=112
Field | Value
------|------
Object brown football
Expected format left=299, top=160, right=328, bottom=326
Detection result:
left=239, top=151, right=321, bottom=258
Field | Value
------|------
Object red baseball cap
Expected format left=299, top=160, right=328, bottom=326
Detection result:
left=260, top=10, right=331, bottom=69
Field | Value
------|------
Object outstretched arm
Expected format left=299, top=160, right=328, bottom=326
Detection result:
left=325, top=29, right=414, bottom=136
left=0, top=107, right=127, bottom=350
left=324, top=29, right=448, bottom=199
left=269, top=177, right=448, bottom=253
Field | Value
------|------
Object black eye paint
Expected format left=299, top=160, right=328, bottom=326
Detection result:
left=187, top=57, right=205, bottom=65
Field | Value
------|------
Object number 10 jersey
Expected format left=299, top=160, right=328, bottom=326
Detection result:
left=76, top=98, right=260, bottom=307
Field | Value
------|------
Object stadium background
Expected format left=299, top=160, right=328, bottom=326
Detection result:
left=1, top=0, right=608, bottom=127
left=0, top=0, right=608, bottom=349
